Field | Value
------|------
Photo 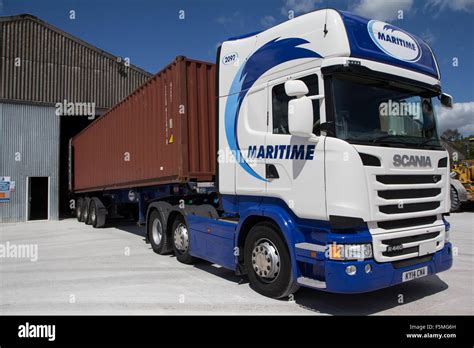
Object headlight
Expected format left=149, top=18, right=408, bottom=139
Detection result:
left=329, top=243, right=373, bottom=260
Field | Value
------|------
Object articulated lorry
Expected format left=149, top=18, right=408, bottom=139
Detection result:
left=71, top=9, right=454, bottom=298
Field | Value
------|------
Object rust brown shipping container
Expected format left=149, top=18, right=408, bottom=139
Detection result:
left=71, top=56, right=216, bottom=193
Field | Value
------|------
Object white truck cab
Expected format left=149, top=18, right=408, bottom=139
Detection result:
left=214, top=9, right=453, bottom=296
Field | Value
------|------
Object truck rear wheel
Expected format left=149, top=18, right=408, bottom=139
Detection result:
left=171, top=215, right=196, bottom=264
left=244, top=222, right=299, bottom=299
left=148, top=210, right=172, bottom=254
left=450, top=186, right=461, bottom=211
left=76, top=197, right=84, bottom=222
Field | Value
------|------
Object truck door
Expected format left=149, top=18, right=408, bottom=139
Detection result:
left=234, top=86, right=267, bottom=195
left=265, top=69, right=327, bottom=220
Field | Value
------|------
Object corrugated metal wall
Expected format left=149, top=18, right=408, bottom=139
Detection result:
left=0, top=15, right=151, bottom=108
left=0, top=15, right=153, bottom=222
left=0, top=103, right=60, bottom=223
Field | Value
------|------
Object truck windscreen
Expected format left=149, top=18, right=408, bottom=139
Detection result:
left=329, top=73, right=443, bottom=150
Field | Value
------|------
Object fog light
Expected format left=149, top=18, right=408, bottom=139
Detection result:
left=345, top=265, right=357, bottom=276
left=365, top=264, right=372, bottom=273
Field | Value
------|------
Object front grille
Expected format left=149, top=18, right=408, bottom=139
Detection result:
left=378, top=216, right=437, bottom=230
left=379, top=202, right=440, bottom=214
left=376, top=175, right=441, bottom=185
left=378, top=188, right=441, bottom=199
left=382, top=231, right=440, bottom=245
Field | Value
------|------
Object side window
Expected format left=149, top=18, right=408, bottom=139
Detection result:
left=271, top=74, right=320, bottom=135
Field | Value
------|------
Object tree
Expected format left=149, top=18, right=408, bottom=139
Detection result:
left=441, top=128, right=462, bottom=141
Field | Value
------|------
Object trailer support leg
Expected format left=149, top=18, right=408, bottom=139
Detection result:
left=138, top=193, right=146, bottom=225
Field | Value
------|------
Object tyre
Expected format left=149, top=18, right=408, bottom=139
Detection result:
left=450, top=186, right=461, bottom=212
left=82, top=197, right=91, bottom=224
left=148, top=209, right=172, bottom=254
left=244, top=222, right=299, bottom=299
left=171, top=214, right=196, bottom=264
left=89, top=199, right=98, bottom=227
left=76, top=197, right=84, bottom=222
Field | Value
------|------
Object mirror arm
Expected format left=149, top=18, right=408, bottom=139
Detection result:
left=307, top=95, right=325, bottom=101
left=308, top=134, right=319, bottom=143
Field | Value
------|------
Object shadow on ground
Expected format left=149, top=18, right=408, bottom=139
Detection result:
left=105, top=220, right=146, bottom=239
left=293, top=276, right=448, bottom=315
left=101, top=221, right=450, bottom=315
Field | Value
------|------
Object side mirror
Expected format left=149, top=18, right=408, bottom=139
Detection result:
left=285, top=80, right=308, bottom=97
left=288, top=97, right=315, bottom=139
left=440, top=93, right=453, bottom=109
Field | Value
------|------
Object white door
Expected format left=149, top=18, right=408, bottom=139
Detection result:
left=234, top=86, right=268, bottom=195
left=264, top=69, right=327, bottom=221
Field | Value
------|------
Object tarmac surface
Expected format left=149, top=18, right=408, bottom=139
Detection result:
left=0, top=212, right=472, bottom=315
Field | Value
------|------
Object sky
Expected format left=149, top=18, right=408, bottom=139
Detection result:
left=1, top=0, right=473, bottom=135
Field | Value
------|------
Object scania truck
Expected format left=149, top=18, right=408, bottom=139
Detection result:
left=72, top=9, right=454, bottom=298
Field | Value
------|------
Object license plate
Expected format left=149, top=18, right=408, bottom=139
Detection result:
left=419, top=241, right=437, bottom=256
left=402, top=266, right=428, bottom=282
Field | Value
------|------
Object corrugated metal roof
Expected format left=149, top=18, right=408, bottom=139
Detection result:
left=0, top=14, right=152, bottom=108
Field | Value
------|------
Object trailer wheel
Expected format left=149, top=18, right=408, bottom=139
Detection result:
left=82, top=198, right=91, bottom=224
left=89, top=200, right=98, bottom=227
left=90, top=197, right=107, bottom=228
left=76, top=197, right=84, bottom=222
left=171, top=215, right=196, bottom=264
left=244, top=222, right=299, bottom=299
left=450, top=186, right=461, bottom=212
left=148, top=210, right=172, bottom=254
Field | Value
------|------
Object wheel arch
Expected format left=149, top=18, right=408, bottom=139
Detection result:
left=235, top=206, right=301, bottom=277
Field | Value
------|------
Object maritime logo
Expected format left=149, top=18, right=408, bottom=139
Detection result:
left=368, top=20, right=422, bottom=62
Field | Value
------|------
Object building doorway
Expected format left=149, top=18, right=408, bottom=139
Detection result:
left=27, top=177, right=49, bottom=220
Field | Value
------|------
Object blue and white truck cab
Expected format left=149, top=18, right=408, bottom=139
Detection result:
left=148, top=9, right=454, bottom=298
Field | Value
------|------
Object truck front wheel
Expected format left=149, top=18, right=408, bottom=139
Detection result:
left=244, top=222, right=299, bottom=299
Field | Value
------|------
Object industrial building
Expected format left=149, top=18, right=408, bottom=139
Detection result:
left=0, top=14, right=151, bottom=223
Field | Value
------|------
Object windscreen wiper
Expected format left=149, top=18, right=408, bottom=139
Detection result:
left=417, top=138, right=440, bottom=148
left=371, top=134, right=396, bottom=143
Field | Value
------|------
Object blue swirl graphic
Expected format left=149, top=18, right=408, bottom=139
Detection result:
left=225, top=37, right=321, bottom=181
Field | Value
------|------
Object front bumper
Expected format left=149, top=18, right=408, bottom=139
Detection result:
left=297, top=242, right=453, bottom=293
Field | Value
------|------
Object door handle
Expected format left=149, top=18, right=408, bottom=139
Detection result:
left=266, top=164, right=279, bottom=179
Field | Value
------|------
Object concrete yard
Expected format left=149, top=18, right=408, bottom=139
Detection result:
left=0, top=213, right=472, bottom=315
